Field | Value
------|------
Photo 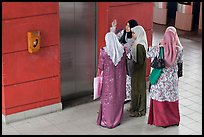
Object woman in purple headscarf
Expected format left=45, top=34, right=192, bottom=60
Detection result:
left=146, top=26, right=183, bottom=128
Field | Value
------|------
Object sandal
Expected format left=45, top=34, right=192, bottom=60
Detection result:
left=129, top=111, right=139, bottom=117
left=127, top=108, right=132, bottom=112
left=138, top=111, right=146, bottom=117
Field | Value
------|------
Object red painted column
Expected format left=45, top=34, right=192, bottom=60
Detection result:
left=97, top=2, right=109, bottom=58
left=2, top=2, right=61, bottom=115
left=97, top=2, right=153, bottom=79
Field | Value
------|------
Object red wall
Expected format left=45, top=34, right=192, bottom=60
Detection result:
left=97, top=2, right=153, bottom=79
left=2, top=2, right=153, bottom=115
left=2, top=2, right=61, bottom=115
left=97, top=2, right=109, bottom=57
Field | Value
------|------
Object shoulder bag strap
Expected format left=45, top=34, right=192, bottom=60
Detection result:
left=159, top=47, right=164, bottom=59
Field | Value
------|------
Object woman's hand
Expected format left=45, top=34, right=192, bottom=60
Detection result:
left=124, top=47, right=129, bottom=54
left=159, top=39, right=164, bottom=47
left=158, top=44, right=164, bottom=47
left=97, top=69, right=102, bottom=76
left=112, top=19, right=117, bottom=27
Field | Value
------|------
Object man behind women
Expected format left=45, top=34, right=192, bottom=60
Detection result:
left=96, top=32, right=127, bottom=129
left=146, top=26, right=183, bottom=128
left=127, top=25, right=148, bottom=117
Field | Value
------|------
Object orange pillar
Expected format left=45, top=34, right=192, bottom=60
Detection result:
left=2, top=2, right=62, bottom=123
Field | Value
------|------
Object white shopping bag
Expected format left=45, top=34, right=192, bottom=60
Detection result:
left=93, top=71, right=103, bottom=100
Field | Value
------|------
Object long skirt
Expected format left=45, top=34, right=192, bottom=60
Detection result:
left=97, top=103, right=124, bottom=129
left=147, top=98, right=180, bottom=127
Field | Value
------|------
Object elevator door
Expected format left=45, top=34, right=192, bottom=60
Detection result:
left=59, top=2, right=96, bottom=101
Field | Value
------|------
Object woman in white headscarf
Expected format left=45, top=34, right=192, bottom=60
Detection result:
left=127, top=25, right=148, bottom=117
left=96, top=32, right=127, bottom=129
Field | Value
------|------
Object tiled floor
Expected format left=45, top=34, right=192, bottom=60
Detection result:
left=2, top=23, right=202, bottom=135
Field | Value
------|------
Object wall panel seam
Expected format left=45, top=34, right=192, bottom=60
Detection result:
left=2, top=44, right=59, bottom=55
left=5, top=97, right=60, bottom=110
left=2, top=75, right=59, bottom=87
left=2, top=12, right=58, bottom=21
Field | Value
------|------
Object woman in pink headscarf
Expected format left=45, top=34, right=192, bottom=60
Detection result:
left=146, top=26, right=183, bottom=128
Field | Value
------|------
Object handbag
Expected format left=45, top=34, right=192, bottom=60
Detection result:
left=126, top=44, right=138, bottom=76
left=126, top=54, right=136, bottom=76
left=149, top=68, right=162, bottom=85
left=151, top=47, right=165, bottom=69
left=178, top=62, right=183, bottom=77
left=93, top=71, right=103, bottom=100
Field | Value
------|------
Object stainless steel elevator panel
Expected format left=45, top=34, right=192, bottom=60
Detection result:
left=59, top=2, right=96, bottom=101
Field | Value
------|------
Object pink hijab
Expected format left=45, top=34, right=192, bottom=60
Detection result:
left=165, top=26, right=183, bottom=49
left=160, top=26, right=181, bottom=68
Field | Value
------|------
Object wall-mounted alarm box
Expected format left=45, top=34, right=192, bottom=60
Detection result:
left=28, top=31, right=41, bottom=53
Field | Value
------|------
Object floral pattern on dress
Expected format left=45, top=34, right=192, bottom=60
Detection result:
left=125, top=75, right=131, bottom=101
left=146, top=46, right=183, bottom=102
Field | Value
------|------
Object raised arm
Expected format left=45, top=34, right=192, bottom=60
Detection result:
left=110, top=19, right=117, bottom=33
left=109, top=19, right=124, bottom=40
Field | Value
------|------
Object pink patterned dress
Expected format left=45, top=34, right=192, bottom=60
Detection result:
left=146, top=45, right=183, bottom=127
left=96, top=48, right=127, bottom=129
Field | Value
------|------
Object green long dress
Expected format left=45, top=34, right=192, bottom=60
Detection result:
left=129, top=44, right=146, bottom=117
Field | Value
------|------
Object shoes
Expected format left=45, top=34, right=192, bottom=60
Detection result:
left=129, top=111, right=146, bottom=117
left=124, top=100, right=131, bottom=104
left=138, top=111, right=146, bottom=117
left=100, top=123, right=121, bottom=129
left=161, top=123, right=179, bottom=128
left=129, top=112, right=138, bottom=117
left=128, top=110, right=138, bottom=117
left=174, top=123, right=179, bottom=126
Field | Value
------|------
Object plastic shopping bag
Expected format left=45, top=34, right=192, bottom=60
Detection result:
left=93, top=71, right=103, bottom=100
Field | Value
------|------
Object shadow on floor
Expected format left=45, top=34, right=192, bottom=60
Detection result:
left=62, top=94, right=94, bottom=109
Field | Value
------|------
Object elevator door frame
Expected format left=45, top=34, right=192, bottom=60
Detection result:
left=59, top=2, right=98, bottom=102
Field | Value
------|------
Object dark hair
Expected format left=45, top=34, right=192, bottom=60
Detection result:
left=128, top=19, right=138, bottom=29
left=119, top=19, right=138, bottom=44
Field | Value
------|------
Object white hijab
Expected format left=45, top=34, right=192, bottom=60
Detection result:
left=104, top=32, right=125, bottom=66
left=130, top=25, right=148, bottom=62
